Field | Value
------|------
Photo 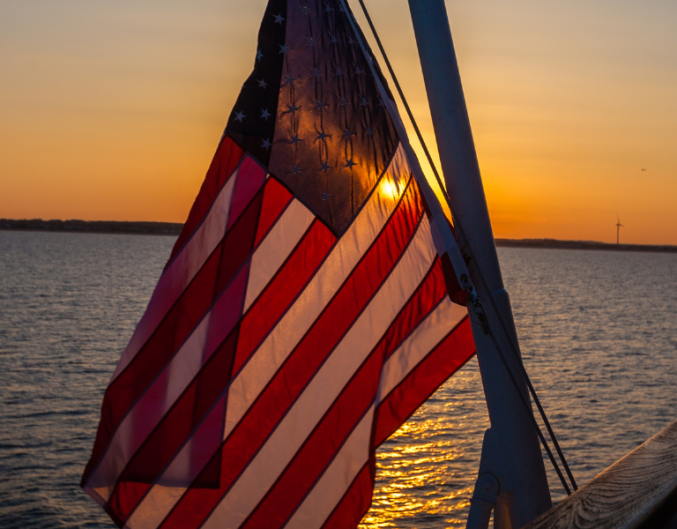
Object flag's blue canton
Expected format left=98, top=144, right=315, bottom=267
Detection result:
left=226, top=0, right=399, bottom=236
left=225, top=0, right=287, bottom=166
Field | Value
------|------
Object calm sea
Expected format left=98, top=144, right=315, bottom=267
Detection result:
left=0, top=231, right=675, bottom=528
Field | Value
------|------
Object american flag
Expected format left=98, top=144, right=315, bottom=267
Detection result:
left=82, top=1, right=475, bottom=527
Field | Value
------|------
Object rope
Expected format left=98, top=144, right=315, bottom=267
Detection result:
left=355, top=0, right=450, bottom=206
left=355, top=0, right=578, bottom=494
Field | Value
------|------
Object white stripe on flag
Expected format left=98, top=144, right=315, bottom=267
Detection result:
left=87, top=196, right=311, bottom=501
left=283, top=405, right=376, bottom=529
left=243, top=199, right=315, bottom=311
left=121, top=296, right=465, bottom=529
left=124, top=145, right=412, bottom=527
left=88, top=267, right=248, bottom=501
left=222, top=145, right=411, bottom=442
left=110, top=157, right=265, bottom=383
left=378, top=298, right=467, bottom=401
left=201, top=218, right=436, bottom=529
left=123, top=487, right=184, bottom=529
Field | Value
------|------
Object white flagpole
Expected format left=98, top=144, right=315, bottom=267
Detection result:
left=406, top=1, right=552, bottom=527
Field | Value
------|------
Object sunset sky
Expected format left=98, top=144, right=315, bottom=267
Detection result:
left=1, top=0, right=675, bottom=244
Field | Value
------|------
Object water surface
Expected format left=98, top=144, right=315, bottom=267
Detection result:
left=0, top=231, right=675, bottom=528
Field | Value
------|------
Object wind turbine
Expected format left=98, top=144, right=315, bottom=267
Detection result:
left=616, top=214, right=624, bottom=245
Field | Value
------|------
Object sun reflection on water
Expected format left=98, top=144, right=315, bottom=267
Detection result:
left=360, top=366, right=490, bottom=529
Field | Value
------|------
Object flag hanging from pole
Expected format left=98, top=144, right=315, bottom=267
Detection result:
left=81, top=1, right=475, bottom=527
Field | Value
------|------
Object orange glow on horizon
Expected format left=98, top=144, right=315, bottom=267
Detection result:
left=1, top=1, right=675, bottom=245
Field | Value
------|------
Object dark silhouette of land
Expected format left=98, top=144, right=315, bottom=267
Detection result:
left=2, top=219, right=676, bottom=253
left=495, top=238, right=677, bottom=254
left=0, top=218, right=182, bottom=236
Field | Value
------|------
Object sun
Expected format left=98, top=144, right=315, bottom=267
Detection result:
left=380, top=179, right=401, bottom=201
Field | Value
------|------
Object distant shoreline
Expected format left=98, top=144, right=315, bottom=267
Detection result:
left=0, top=218, right=182, bottom=236
left=2, top=219, right=675, bottom=253
left=495, top=238, right=677, bottom=253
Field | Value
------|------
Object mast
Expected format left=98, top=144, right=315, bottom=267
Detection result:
left=406, top=1, right=552, bottom=527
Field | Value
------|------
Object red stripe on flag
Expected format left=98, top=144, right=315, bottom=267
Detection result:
left=227, top=158, right=268, bottom=229
left=380, top=260, right=448, bottom=361
left=316, top=296, right=472, bottom=529
left=105, top=219, right=335, bottom=525
left=240, top=354, right=382, bottom=529
left=106, top=331, right=239, bottom=520
left=108, top=330, right=237, bottom=520
left=158, top=181, right=423, bottom=529
left=105, top=153, right=256, bottom=393
left=238, top=260, right=446, bottom=528
left=112, top=263, right=249, bottom=496
left=254, top=178, right=293, bottom=247
left=83, top=173, right=270, bottom=486
left=321, top=464, right=374, bottom=529
left=233, top=219, right=335, bottom=374
left=244, top=274, right=471, bottom=529
left=169, top=136, right=244, bottom=262
left=374, top=317, right=475, bottom=447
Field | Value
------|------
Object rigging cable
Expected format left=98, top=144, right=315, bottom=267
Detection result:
left=355, top=0, right=578, bottom=494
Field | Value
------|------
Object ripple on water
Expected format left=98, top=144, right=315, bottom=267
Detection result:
left=1, top=233, right=676, bottom=528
